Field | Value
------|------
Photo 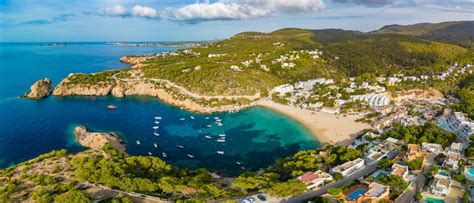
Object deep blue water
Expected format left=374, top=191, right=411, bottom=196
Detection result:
left=0, top=43, right=319, bottom=175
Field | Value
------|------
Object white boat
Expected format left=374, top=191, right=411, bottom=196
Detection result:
left=214, top=117, right=219, bottom=120
left=205, top=117, right=209, bottom=120
left=154, top=143, right=158, bottom=148
left=136, top=140, right=141, bottom=145
left=153, top=132, right=160, bottom=136
left=155, top=116, right=162, bottom=120
left=153, top=126, right=159, bottom=129
left=215, top=119, right=222, bottom=122
left=216, top=139, right=225, bottom=143
left=217, top=122, right=223, bottom=126
left=236, top=162, right=241, bottom=165
left=162, top=152, right=167, bottom=158
left=217, top=151, right=224, bottom=155
left=148, top=152, right=152, bottom=156
left=154, top=121, right=160, bottom=124
left=187, top=154, right=194, bottom=158
left=180, top=118, right=185, bottom=121
left=190, top=116, right=195, bottom=119
left=207, top=125, right=212, bottom=128
left=176, top=145, right=185, bottom=149
left=219, top=134, right=226, bottom=137
left=205, top=136, right=212, bottom=139
left=240, top=166, right=246, bottom=170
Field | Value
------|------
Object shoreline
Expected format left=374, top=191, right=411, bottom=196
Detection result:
left=257, top=100, right=371, bottom=146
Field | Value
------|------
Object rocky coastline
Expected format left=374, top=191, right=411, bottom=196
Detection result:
left=23, top=78, right=53, bottom=99
left=74, top=125, right=125, bottom=152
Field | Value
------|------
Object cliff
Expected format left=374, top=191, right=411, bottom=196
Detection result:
left=74, top=125, right=125, bottom=152
left=23, top=78, right=53, bottom=98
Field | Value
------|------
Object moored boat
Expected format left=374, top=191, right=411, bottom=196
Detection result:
left=152, top=126, right=159, bottom=129
left=136, top=140, right=141, bottom=145
left=154, top=143, right=158, bottom=148
left=217, top=151, right=224, bottom=155
left=107, top=105, right=117, bottom=110
left=187, top=154, right=194, bottom=158
left=176, top=145, right=185, bottom=149
left=162, top=152, right=167, bottom=158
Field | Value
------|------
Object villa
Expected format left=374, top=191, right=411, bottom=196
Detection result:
left=357, top=182, right=390, bottom=203
left=443, top=151, right=461, bottom=171
left=422, top=142, right=443, bottom=154
left=430, top=171, right=452, bottom=196
left=297, top=170, right=334, bottom=190
left=273, top=84, right=294, bottom=96
left=463, top=166, right=474, bottom=182
left=438, top=111, right=474, bottom=145
left=350, top=94, right=390, bottom=108
left=331, top=158, right=365, bottom=177
left=364, top=138, right=399, bottom=163
left=320, top=107, right=340, bottom=115
left=391, top=163, right=410, bottom=182
left=406, top=144, right=423, bottom=162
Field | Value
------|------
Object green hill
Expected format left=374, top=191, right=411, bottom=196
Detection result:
left=373, top=21, right=474, bottom=48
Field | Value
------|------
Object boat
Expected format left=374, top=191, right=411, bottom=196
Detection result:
left=240, top=166, right=246, bottom=170
left=190, top=116, right=195, bottom=119
left=205, top=117, right=209, bottom=120
left=187, top=154, right=194, bottom=158
left=176, top=145, right=185, bottom=149
left=152, top=126, right=159, bottom=129
left=107, top=105, right=117, bottom=110
left=216, top=139, right=225, bottom=143
left=154, top=121, right=160, bottom=124
left=215, top=119, right=222, bottom=122
left=217, top=151, right=224, bottom=155
left=136, top=140, right=141, bottom=145
left=217, top=122, right=223, bottom=126
left=162, top=152, right=167, bottom=158
left=155, top=116, right=162, bottom=120
left=219, top=134, right=226, bottom=137
left=207, top=125, right=212, bottom=128
left=154, top=143, right=158, bottom=148
left=180, top=118, right=185, bottom=121
left=236, top=162, right=241, bottom=165
left=214, top=117, right=219, bottom=119
left=205, top=135, right=212, bottom=139
left=148, top=152, right=152, bottom=156
left=153, top=132, right=160, bottom=136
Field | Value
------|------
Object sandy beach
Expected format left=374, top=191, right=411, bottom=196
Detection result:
left=257, top=100, right=371, bottom=146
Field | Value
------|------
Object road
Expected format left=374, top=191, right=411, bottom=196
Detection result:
left=283, top=162, right=378, bottom=203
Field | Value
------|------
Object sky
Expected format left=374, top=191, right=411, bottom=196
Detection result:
left=0, top=0, right=472, bottom=42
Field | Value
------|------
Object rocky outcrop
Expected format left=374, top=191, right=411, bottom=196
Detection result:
left=53, top=74, right=115, bottom=96
left=23, top=78, right=52, bottom=99
left=74, top=125, right=125, bottom=152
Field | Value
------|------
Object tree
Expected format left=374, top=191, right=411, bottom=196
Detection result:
left=327, top=188, right=343, bottom=197
left=407, top=157, right=424, bottom=171
left=376, top=159, right=394, bottom=169
left=265, top=180, right=306, bottom=198
left=333, top=172, right=343, bottom=181
left=54, top=190, right=91, bottom=203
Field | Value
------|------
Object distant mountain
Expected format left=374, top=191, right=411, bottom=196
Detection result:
left=372, top=21, right=474, bottom=48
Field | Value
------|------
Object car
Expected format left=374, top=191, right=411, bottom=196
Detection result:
left=257, top=195, right=267, bottom=201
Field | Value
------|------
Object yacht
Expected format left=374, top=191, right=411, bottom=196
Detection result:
left=176, top=145, right=185, bottom=149
left=217, top=122, right=223, bottom=126
left=219, top=134, right=226, bottom=137
left=205, top=135, right=212, bottom=139
left=216, top=139, right=225, bottom=143
left=107, top=105, right=117, bottom=110
left=136, top=140, right=141, bottom=145
left=154, top=116, right=162, bottom=120
left=205, top=117, right=209, bottom=120
left=154, top=143, right=158, bottom=148
left=148, top=152, right=152, bottom=156
left=180, top=118, right=185, bottom=121
left=214, top=117, right=219, bottom=120
left=187, top=154, right=194, bottom=158
left=153, top=132, right=160, bottom=136
left=153, top=126, right=159, bottom=129
left=162, top=152, right=167, bottom=158
left=190, top=116, right=195, bottom=119
left=154, top=121, right=160, bottom=124
left=207, top=125, right=212, bottom=128
left=217, top=151, right=224, bottom=155
left=236, top=162, right=241, bottom=165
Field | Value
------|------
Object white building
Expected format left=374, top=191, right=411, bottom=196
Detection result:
left=320, top=107, right=340, bottom=115
left=438, top=112, right=474, bottom=144
left=273, top=84, right=294, bottom=96
left=422, top=143, right=443, bottom=154
left=430, top=171, right=452, bottom=196
left=351, top=94, right=390, bottom=107
left=297, top=170, right=333, bottom=190
left=331, top=158, right=365, bottom=176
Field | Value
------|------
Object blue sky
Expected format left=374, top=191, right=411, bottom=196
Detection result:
left=0, top=0, right=472, bottom=42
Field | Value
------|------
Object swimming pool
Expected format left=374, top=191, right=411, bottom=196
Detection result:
left=425, top=197, right=444, bottom=203
left=467, top=168, right=474, bottom=176
left=375, top=172, right=387, bottom=181
left=347, top=189, right=367, bottom=200
left=438, top=171, right=449, bottom=177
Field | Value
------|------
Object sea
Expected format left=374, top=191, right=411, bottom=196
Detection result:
left=0, top=43, right=319, bottom=176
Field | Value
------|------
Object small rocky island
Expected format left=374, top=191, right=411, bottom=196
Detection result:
left=74, top=125, right=125, bottom=152
left=23, top=78, right=53, bottom=98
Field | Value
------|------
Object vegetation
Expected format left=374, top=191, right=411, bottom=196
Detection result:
left=381, top=122, right=456, bottom=147
left=379, top=175, right=408, bottom=200
left=452, top=73, right=474, bottom=119
left=376, top=159, right=394, bottom=169
left=407, top=157, right=424, bottom=171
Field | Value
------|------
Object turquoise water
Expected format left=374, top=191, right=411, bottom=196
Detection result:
left=424, top=197, right=445, bottom=203
left=0, top=43, right=319, bottom=175
left=347, top=189, right=366, bottom=200
left=467, top=168, right=474, bottom=177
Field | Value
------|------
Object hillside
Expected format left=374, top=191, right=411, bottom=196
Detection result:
left=373, top=21, right=474, bottom=48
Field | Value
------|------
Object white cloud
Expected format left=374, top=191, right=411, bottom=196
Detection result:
left=131, top=5, right=158, bottom=18
left=164, top=0, right=326, bottom=23
left=104, top=5, right=127, bottom=16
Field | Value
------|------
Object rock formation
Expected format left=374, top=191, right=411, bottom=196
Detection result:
left=23, top=78, right=53, bottom=98
left=74, top=125, right=125, bottom=152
